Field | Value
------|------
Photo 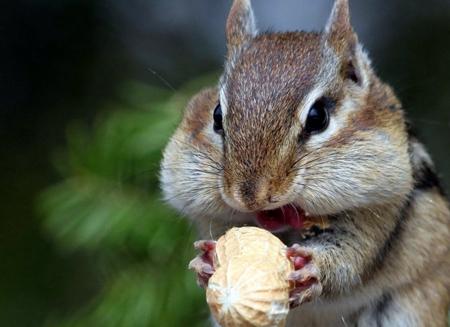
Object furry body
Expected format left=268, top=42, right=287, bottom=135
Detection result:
left=161, top=1, right=450, bottom=325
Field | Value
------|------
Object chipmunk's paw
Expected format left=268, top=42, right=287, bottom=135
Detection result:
left=286, top=244, right=323, bottom=308
left=188, top=240, right=217, bottom=288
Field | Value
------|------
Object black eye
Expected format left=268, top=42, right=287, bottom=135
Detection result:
left=304, top=97, right=332, bottom=134
left=213, top=103, right=224, bottom=135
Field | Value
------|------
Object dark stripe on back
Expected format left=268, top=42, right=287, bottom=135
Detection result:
left=405, top=119, right=418, bottom=140
left=374, top=196, right=412, bottom=268
left=413, top=162, right=446, bottom=196
left=407, top=123, right=447, bottom=196
left=362, top=195, right=413, bottom=280
left=366, top=135, right=446, bottom=276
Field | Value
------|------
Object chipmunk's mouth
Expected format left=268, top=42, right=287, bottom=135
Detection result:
left=255, top=205, right=305, bottom=232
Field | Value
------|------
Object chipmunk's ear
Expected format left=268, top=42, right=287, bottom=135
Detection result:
left=323, top=0, right=357, bottom=55
left=324, top=0, right=367, bottom=86
left=226, top=0, right=257, bottom=54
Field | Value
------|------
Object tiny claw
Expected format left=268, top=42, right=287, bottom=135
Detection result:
left=288, top=264, right=320, bottom=284
left=201, top=265, right=215, bottom=275
left=289, top=281, right=323, bottom=308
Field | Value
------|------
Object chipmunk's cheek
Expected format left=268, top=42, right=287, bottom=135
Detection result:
left=294, top=191, right=332, bottom=216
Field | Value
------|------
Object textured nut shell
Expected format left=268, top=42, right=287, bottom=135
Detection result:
left=207, top=256, right=291, bottom=327
left=215, top=227, right=288, bottom=268
left=207, top=227, right=293, bottom=327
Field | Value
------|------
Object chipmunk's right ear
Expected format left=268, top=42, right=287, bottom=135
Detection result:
left=324, top=0, right=371, bottom=86
left=226, top=0, right=257, bottom=54
left=323, top=0, right=356, bottom=54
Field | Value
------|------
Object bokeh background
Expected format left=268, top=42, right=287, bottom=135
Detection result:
left=1, top=0, right=449, bottom=326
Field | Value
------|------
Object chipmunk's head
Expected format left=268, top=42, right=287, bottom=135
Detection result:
left=161, top=0, right=414, bottom=232
left=216, top=0, right=413, bottom=215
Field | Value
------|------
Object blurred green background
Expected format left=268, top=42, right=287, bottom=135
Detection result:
left=1, top=1, right=449, bottom=326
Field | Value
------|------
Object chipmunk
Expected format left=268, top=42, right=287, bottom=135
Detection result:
left=160, top=0, right=450, bottom=325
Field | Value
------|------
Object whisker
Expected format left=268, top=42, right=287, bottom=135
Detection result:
left=173, top=138, right=224, bottom=169
left=160, top=166, right=223, bottom=177
left=163, top=185, right=222, bottom=204
left=289, top=203, right=301, bottom=227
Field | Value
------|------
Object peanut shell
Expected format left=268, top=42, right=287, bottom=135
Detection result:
left=206, top=227, right=293, bottom=327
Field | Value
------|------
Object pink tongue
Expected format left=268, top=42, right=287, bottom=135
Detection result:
left=256, top=205, right=305, bottom=232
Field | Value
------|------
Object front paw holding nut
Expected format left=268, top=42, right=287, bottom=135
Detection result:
left=188, top=240, right=217, bottom=288
left=287, top=244, right=323, bottom=308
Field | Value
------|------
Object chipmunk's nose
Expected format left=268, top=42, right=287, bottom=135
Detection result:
left=230, top=178, right=272, bottom=212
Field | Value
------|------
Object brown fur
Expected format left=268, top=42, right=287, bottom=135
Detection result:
left=182, top=88, right=218, bottom=149
left=222, top=32, right=323, bottom=209
left=160, top=0, right=450, bottom=326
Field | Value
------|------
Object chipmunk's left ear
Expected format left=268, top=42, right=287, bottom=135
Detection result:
left=226, top=0, right=257, bottom=55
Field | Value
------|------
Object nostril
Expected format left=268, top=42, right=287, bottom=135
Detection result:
left=239, top=180, right=256, bottom=201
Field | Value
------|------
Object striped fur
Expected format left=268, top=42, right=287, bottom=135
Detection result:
left=160, top=0, right=450, bottom=325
